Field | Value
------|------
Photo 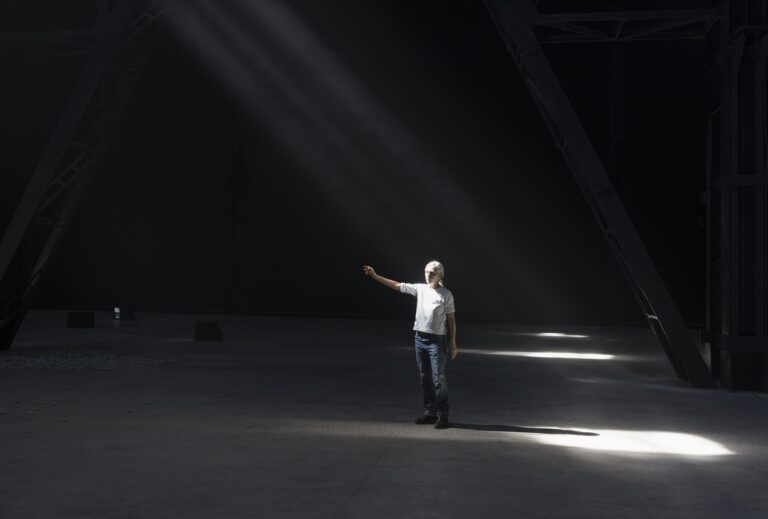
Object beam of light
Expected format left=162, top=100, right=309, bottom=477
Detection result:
left=532, top=430, right=734, bottom=456
left=168, top=1, right=436, bottom=231
left=534, top=332, right=589, bottom=338
left=166, top=0, right=558, bottom=314
left=464, top=349, right=615, bottom=360
left=165, top=2, right=430, bottom=264
left=244, top=0, right=559, bottom=311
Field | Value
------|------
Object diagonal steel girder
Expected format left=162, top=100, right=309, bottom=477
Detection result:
left=0, top=3, right=134, bottom=284
left=0, top=0, right=165, bottom=350
left=484, top=0, right=714, bottom=387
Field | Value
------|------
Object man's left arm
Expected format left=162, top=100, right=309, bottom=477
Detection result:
left=447, top=312, right=458, bottom=360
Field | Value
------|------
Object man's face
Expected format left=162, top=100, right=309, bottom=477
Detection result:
left=424, top=267, right=439, bottom=284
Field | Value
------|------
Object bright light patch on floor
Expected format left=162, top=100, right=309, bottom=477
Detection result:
left=532, top=430, right=734, bottom=456
left=535, top=332, right=589, bottom=338
left=271, top=421, right=732, bottom=457
left=467, top=350, right=614, bottom=360
left=518, top=351, right=613, bottom=360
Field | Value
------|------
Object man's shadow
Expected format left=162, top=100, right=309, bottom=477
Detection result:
left=449, top=423, right=598, bottom=436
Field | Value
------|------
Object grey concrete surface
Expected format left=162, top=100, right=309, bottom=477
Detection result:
left=1, top=310, right=767, bottom=518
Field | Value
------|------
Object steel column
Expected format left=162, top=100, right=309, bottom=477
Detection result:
left=485, top=0, right=715, bottom=386
left=706, top=0, right=768, bottom=390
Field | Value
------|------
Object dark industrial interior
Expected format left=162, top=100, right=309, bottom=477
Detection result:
left=1, top=1, right=767, bottom=517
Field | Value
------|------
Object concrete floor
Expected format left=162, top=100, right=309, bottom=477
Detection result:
left=1, top=310, right=767, bottom=518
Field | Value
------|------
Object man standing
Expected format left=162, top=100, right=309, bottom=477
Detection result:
left=363, top=261, right=457, bottom=429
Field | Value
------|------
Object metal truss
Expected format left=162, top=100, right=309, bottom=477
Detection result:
left=484, top=0, right=716, bottom=387
left=533, top=8, right=720, bottom=43
left=704, top=1, right=768, bottom=389
left=0, top=0, right=166, bottom=350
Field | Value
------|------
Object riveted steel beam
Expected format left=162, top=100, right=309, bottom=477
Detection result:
left=485, top=0, right=715, bottom=387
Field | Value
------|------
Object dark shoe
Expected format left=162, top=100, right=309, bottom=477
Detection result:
left=434, top=415, right=449, bottom=429
left=415, top=415, right=438, bottom=425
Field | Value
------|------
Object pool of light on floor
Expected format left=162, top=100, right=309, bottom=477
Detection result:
left=533, top=332, right=589, bottom=339
left=532, top=429, right=734, bottom=456
left=275, top=420, right=734, bottom=457
left=465, top=349, right=615, bottom=360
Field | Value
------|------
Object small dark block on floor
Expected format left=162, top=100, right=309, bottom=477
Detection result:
left=66, top=311, right=94, bottom=328
left=195, top=320, right=222, bottom=341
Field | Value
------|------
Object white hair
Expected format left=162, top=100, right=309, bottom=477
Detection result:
left=426, top=260, right=445, bottom=287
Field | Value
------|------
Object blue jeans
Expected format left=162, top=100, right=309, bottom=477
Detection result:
left=414, top=331, right=449, bottom=417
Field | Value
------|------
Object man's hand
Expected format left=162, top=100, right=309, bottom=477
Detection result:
left=450, top=342, right=458, bottom=360
left=362, top=265, right=377, bottom=277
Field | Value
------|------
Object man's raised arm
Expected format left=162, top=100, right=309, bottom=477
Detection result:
left=363, top=265, right=401, bottom=291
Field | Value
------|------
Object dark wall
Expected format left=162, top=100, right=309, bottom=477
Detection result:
left=2, top=1, right=710, bottom=326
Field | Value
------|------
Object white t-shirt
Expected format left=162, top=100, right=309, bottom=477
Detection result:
left=400, top=283, right=455, bottom=335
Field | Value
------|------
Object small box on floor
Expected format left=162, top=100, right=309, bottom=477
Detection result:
left=195, top=321, right=223, bottom=341
left=67, top=311, right=95, bottom=328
